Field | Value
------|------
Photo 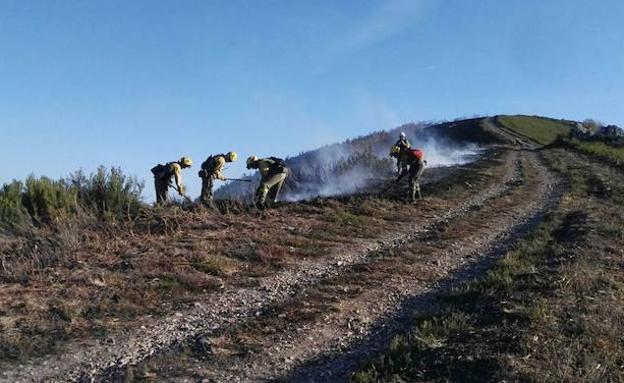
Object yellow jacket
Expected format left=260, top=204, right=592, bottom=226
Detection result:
left=169, top=162, right=185, bottom=193
left=212, top=156, right=227, bottom=180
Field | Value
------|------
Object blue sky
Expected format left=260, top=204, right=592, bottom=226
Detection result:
left=1, top=0, right=623, bottom=200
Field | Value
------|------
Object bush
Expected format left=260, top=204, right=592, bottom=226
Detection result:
left=0, top=167, right=145, bottom=228
left=68, top=166, right=144, bottom=221
left=21, top=176, right=79, bottom=224
left=0, top=181, right=28, bottom=227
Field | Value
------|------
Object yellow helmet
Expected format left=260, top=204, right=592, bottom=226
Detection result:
left=227, top=151, right=238, bottom=162
left=180, top=156, right=193, bottom=167
left=246, top=156, right=258, bottom=169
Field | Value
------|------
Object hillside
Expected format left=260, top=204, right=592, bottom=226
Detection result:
left=1, top=115, right=623, bottom=383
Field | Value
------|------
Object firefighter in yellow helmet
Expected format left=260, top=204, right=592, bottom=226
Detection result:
left=389, top=132, right=411, bottom=175
left=151, top=156, right=193, bottom=205
left=246, top=155, right=289, bottom=208
left=198, top=151, right=238, bottom=208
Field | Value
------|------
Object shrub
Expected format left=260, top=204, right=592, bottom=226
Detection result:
left=68, top=166, right=144, bottom=221
left=0, top=181, right=28, bottom=227
left=21, top=176, right=78, bottom=224
left=0, top=166, right=145, bottom=228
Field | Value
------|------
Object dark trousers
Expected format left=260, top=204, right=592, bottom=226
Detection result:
left=200, top=175, right=216, bottom=208
left=155, top=177, right=170, bottom=205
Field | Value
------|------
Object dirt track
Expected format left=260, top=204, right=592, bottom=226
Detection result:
left=134, top=149, right=561, bottom=383
left=0, top=138, right=564, bottom=382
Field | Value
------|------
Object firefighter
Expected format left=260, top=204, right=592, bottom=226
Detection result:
left=151, top=157, right=193, bottom=205
left=246, top=156, right=289, bottom=208
left=403, top=148, right=426, bottom=202
left=396, top=131, right=411, bottom=150
left=198, top=151, right=238, bottom=208
left=390, top=132, right=411, bottom=174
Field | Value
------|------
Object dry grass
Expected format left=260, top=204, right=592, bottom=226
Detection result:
left=0, top=149, right=511, bottom=363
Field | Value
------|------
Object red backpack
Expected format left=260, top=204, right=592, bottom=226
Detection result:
left=410, top=149, right=424, bottom=160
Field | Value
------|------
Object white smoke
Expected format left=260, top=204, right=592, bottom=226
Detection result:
left=217, top=122, right=484, bottom=202
left=280, top=129, right=482, bottom=201
left=417, top=137, right=482, bottom=168
left=281, top=152, right=390, bottom=202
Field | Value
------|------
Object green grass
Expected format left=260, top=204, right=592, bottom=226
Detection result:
left=323, top=209, right=363, bottom=226
left=497, top=115, right=572, bottom=145
left=563, top=138, right=624, bottom=167
left=192, top=254, right=234, bottom=276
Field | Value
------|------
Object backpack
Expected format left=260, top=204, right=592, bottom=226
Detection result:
left=267, top=156, right=286, bottom=174
left=389, top=145, right=401, bottom=158
left=151, top=162, right=174, bottom=178
left=201, top=154, right=226, bottom=172
left=410, top=149, right=424, bottom=160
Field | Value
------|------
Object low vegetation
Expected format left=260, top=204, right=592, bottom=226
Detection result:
left=561, top=137, right=624, bottom=168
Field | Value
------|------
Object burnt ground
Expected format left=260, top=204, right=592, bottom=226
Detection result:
left=4, top=126, right=621, bottom=382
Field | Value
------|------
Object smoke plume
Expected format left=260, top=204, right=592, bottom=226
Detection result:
left=216, top=120, right=488, bottom=202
